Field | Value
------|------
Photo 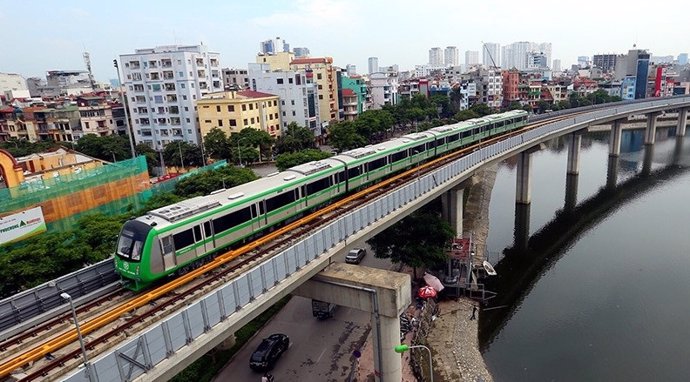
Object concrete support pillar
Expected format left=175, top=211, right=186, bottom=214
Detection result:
left=673, top=136, right=685, bottom=166
left=513, top=203, right=531, bottom=252
left=644, top=112, right=660, bottom=145
left=609, top=120, right=623, bottom=157
left=295, top=263, right=411, bottom=382
left=567, top=133, right=582, bottom=175
left=606, top=155, right=619, bottom=191
left=678, top=108, right=688, bottom=137
left=564, top=173, right=579, bottom=212
left=441, top=187, right=464, bottom=237
left=515, top=151, right=532, bottom=205
left=642, top=144, right=655, bottom=176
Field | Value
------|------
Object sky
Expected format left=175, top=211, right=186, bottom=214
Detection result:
left=1, top=0, right=689, bottom=82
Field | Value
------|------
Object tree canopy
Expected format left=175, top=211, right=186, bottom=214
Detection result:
left=76, top=134, right=132, bottom=162
left=275, top=149, right=331, bottom=171
left=366, top=202, right=454, bottom=278
left=173, top=165, right=258, bottom=197
left=327, top=121, right=367, bottom=151
left=163, top=141, right=204, bottom=168
left=204, top=127, right=232, bottom=161
left=275, top=122, right=316, bottom=154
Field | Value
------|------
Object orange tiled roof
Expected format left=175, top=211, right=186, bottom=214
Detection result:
left=290, top=57, right=333, bottom=65
left=237, top=90, right=277, bottom=99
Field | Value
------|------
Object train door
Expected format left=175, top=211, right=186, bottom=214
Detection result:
left=161, top=235, right=176, bottom=271
left=192, top=225, right=205, bottom=257
left=203, top=221, right=214, bottom=253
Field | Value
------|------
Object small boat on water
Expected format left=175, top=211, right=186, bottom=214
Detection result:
left=483, top=260, right=497, bottom=276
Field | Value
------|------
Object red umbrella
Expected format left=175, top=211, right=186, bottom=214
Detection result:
left=417, top=286, right=437, bottom=299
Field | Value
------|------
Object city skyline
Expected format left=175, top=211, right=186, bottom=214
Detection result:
left=1, top=0, right=689, bottom=82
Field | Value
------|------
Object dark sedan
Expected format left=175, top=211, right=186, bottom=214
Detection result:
left=249, top=333, right=290, bottom=371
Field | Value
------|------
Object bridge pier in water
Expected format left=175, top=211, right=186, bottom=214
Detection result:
left=567, top=133, right=582, bottom=175
left=678, top=108, right=688, bottom=136
left=564, top=174, right=579, bottom=212
left=606, top=155, right=619, bottom=191
left=609, top=119, right=624, bottom=156
left=516, top=151, right=533, bottom=205
left=645, top=112, right=661, bottom=145
left=642, top=144, right=655, bottom=176
left=295, top=263, right=411, bottom=382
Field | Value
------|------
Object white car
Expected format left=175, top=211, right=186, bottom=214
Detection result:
left=345, top=248, right=367, bottom=264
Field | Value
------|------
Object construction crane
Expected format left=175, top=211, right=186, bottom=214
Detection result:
left=482, top=41, right=500, bottom=69
left=83, top=51, right=97, bottom=91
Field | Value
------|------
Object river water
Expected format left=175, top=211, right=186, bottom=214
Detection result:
left=479, top=128, right=690, bottom=381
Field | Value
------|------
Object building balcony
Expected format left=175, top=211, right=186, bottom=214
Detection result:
left=344, top=110, right=358, bottom=116
left=161, top=60, right=172, bottom=68
left=343, top=100, right=357, bottom=107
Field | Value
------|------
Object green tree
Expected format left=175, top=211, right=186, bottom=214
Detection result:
left=366, top=203, right=454, bottom=279
left=454, top=109, right=480, bottom=121
left=204, top=128, right=232, bottom=161
left=229, top=129, right=274, bottom=163
left=353, top=109, right=395, bottom=140
left=135, top=143, right=159, bottom=174
left=430, top=94, right=452, bottom=118
left=275, top=122, right=316, bottom=154
left=0, top=138, right=60, bottom=157
left=328, top=121, right=367, bottom=151
left=449, top=87, right=465, bottom=115
left=140, top=192, right=184, bottom=212
left=506, top=101, right=523, bottom=111
left=173, top=166, right=258, bottom=197
left=275, top=149, right=332, bottom=171
left=470, top=103, right=494, bottom=117
left=76, top=134, right=130, bottom=162
left=163, top=141, right=204, bottom=168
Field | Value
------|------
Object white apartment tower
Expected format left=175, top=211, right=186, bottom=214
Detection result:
left=465, top=50, right=479, bottom=66
left=501, top=41, right=552, bottom=70
left=247, top=63, right=321, bottom=134
left=119, top=44, right=223, bottom=150
left=482, top=43, right=501, bottom=68
left=368, top=57, right=379, bottom=74
left=429, top=48, right=444, bottom=66
left=444, top=46, right=459, bottom=67
left=369, top=72, right=399, bottom=109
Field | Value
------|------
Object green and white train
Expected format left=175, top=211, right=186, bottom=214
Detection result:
left=115, top=110, right=528, bottom=291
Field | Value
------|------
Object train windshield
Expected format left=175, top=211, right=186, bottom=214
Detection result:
left=116, top=220, right=151, bottom=262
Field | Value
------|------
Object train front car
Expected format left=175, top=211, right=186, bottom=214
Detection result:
left=115, top=219, right=155, bottom=291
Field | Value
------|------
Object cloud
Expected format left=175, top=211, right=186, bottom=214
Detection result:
left=250, top=0, right=351, bottom=28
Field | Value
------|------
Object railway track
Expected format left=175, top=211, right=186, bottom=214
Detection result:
left=0, top=113, right=580, bottom=381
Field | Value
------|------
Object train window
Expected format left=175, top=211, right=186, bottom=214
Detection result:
left=472, top=128, right=479, bottom=135
left=412, top=144, right=425, bottom=153
left=193, top=225, right=202, bottom=241
left=173, top=229, right=195, bottom=250
left=161, top=236, right=174, bottom=255
left=427, top=140, right=436, bottom=150
left=497, top=120, right=505, bottom=128
left=348, top=166, right=361, bottom=178
left=435, top=138, right=444, bottom=146
left=258, top=201, right=265, bottom=215
left=447, top=134, right=460, bottom=142
left=391, top=150, right=408, bottom=162
left=213, top=207, right=252, bottom=233
left=337, top=171, right=346, bottom=183
left=266, top=191, right=297, bottom=212
left=251, top=205, right=257, bottom=217
left=203, top=222, right=212, bottom=237
left=306, top=177, right=332, bottom=194
left=300, top=186, right=306, bottom=198
left=461, top=130, right=472, bottom=138
left=368, top=158, right=387, bottom=171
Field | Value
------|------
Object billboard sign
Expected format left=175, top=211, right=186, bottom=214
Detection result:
left=0, top=207, right=47, bottom=246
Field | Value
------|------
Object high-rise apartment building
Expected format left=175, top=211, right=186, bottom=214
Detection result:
left=248, top=63, right=321, bottom=134
left=222, top=68, right=249, bottom=90
left=501, top=42, right=551, bottom=70
left=465, top=50, right=479, bottom=66
left=444, top=46, right=459, bottom=67
left=0, top=73, right=30, bottom=100
left=290, top=57, right=339, bottom=122
left=552, top=59, right=562, bottom=72
left=368, top=57, right=379, bottom=74
left=614, top=49, right=650, bottom=99
left=369, top=72, right=398, bottom=109
left=527, top=52, right=548, bottom=69
left=293, top=47, right=310, bottom=58
left=578, top=56, right=590, bottom=68
left=482, top=43, right=500, bottom=68
left=259, top=37, right=290, bottom=55
left=429, top=48, right=444, bottom=66
left=346, top=64, right=357, bottom=76
left=537, top=43, right=552, bottom=68
left=592, top=54, right=617, bottom=72
left=678, top=53, right=688, bottom=65
left=119, top=44, right=223, bottom=150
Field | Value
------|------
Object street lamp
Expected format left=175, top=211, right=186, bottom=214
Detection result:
left=394, top=344, right=434, bottom=382
left=113, top=59, right=136, bottom=159
left=60, top=293, right=90, bottom=372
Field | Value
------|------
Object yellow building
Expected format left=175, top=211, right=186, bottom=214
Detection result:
left=197, top=90, right=282, bottom=139
left=256, top=52, right=295, bottom=71
left=290, top=57, right=339, bottom=122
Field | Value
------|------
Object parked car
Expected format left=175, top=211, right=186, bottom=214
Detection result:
left=345, top=248, right=367, bottom=264
left=249, top=333, right=290, bottom=371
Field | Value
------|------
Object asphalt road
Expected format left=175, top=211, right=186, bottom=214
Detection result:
left=213, top=240, right=392, bottom=382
